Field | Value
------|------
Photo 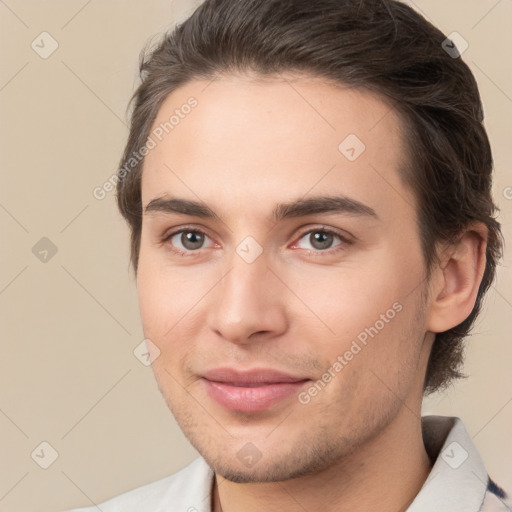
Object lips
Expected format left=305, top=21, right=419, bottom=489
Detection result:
left=201, top=368, right=310, bottom=413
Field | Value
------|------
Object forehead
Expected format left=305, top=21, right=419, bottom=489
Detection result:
left=141, top=74, right=413, bottom=220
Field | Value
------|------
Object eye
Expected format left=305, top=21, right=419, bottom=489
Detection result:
left=293, top=228, right=349, bottom=254
left=162, top=226, right=351, bottom=257
left=163, top=228, right=215, bottom=255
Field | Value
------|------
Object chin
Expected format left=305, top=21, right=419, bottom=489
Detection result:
left=203, top=444, right=341, bottom=484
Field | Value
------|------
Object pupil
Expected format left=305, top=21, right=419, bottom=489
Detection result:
left=183, top=231, right=204, bottom=249
left=312, top=232, right=332, bottom=250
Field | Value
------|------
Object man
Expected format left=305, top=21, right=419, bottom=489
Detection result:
left=69, top=0, right=509, bottom=510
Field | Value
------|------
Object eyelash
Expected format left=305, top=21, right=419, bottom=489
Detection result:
left=161, top=225, right=351, bottom=258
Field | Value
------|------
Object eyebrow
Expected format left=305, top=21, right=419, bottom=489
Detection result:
left=144, top=194, right=378, bottom=222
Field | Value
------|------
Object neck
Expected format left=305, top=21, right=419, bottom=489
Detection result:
left=212, top=408, right=432, bottom=512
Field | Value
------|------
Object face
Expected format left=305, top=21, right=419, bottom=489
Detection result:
left=137, top=74, right=433, bottom=482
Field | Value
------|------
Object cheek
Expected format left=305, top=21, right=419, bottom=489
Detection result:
left=312, top=297, right=425, bottom=428
left=136, top=253, right=204, bottom=336
left=136, top=258, right=214, bottom=377
left=285, top=263, right=404, bottom=345
left=137, top=266, right=167, bottom=336
left=292, top=255, right=426, bottom=383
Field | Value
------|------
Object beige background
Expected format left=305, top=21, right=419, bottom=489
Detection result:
left=0, top=1, right=510, bottom=511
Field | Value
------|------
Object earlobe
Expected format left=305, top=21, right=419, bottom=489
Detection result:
left=426, top=224, right=488, bottom=333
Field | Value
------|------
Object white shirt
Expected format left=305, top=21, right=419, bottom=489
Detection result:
left=66, top=415, right=511, bottom=511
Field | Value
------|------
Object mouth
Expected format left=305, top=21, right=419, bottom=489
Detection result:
left=201, top=368, right=310, bottom=413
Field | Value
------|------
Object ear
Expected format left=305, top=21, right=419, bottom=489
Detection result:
left=426, top=223, right=488, bottom=333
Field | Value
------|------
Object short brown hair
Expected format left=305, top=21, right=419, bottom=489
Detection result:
left=116, top=0, right=503, bottom=394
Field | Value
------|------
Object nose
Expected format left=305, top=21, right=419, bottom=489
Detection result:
left=206, top=251, right=288, bottom=345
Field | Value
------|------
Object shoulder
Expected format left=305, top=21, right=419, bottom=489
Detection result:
left=480, top=478, right=512, bottom=511
left=64, top=457, right=213, bottom=512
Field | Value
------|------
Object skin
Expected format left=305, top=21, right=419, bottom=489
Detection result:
left=137, top=73, right=487, bottom=512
